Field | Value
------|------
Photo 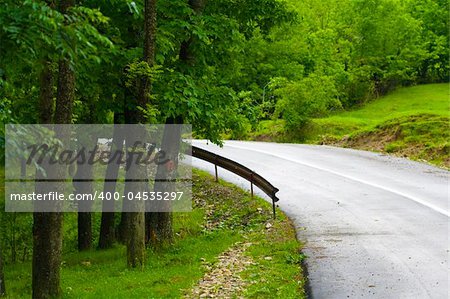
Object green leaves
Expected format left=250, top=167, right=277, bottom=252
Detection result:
left=125, top=61, right=162, bottom=88
left=241, top=0, right=449, bottom=136
left=1, top=1, right=114, bottom=65
left=2, top=0, right=445, bottom=145
left=274, top=73, right=342, bottom=131
left=205, top=0, right=296, bottom=38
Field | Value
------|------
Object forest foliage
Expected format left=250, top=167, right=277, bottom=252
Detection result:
left=1, top=0, right=448, bottom=141
left=0, top=0, right=295, bottom=297
left=249, top=0, right=449, bottom=133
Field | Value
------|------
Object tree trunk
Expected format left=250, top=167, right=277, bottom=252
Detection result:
left=144, top=0, right=179, bottom=248
left=32, top=65, right=59, bottom=299
left=77, top=212, right=92, bottom=250
left=147, top=120, right=182, bottom=247
left=32, top=76, right=60, bottom=298
left=32, top=212, right=63, bottom=299
left=124, top=129, right=147, bottom=268
left=54, top=59, right=75, bottom=124
left=0, top=245, right=5, bottom=297
left=33, top=1, right=75, bottom=296
left=98, top=115, right=124, bottom=249
left=122, top=0, right=157, bottom=267
left=138, top=0, right=157, bottom=114
left=126, top=210, right=145, bottom=267
left=74, top=135, right=96, bottom=251
left=142, top=0, right=157, bottom=245
left=146, top=0, right=205, bottom=247
left=179, top=0, right=207, bottom=65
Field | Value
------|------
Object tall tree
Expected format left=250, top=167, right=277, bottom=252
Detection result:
left=74, top=101, right=98, bottom=252
left=32, top=0, right=75, bottom=297
left=138, top=0, right=157, bottom=115
left=123, top=132, right=146, bottom=267
left=148, top=121, right=182, bottom=247
left=123, top=0, right=157, bottom=268
left=32, top=62, right=58, bottom=299
left=98, top=114, right=124, bottom=249
left=32, top=64, right=59, bottom=299
left=147, top=0, right=206, bottom=247
left=74, top=131, right=97, bottom=251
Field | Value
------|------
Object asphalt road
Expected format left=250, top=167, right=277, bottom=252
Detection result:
left=190, top=140, right=449, bottom=299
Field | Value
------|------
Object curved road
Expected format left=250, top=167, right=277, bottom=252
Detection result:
left=190, top=140, right=449, bottom=299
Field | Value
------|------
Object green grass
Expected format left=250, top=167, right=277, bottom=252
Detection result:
left=242, top=214, right=306, bottom=298
left=5, top=231, right=239, bottom=298
left=247, top=119, right=285, bottom=142
left=312, top=83, right=449, bottom=139
left=191, top=171, right=306, bottom=298
left=311, top=84, right=450, bottom=167
left=1, top=168, right=305, bottom=298
left=249, top=84, right=450, bottom=167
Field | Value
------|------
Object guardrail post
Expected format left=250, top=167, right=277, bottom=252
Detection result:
left=272, top=198, right=276, bottom=219
left=250, top=172, right=254, bottom=200
left=214, top=155, right=218, bottom=182
left=214, top=164, right=218, bottom=182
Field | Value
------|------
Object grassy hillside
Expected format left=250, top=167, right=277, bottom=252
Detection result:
left=312, top=83, right=449, bottom=137
left=250, top=84, right=449, bottom=168
left=313, top=84, right=449, bottom=168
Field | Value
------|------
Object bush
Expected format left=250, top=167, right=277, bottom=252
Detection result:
left=274, top=73, right=342, bottom=133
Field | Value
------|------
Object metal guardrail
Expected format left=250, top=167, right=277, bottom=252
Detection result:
left=188, top=145, right=280, bottom=218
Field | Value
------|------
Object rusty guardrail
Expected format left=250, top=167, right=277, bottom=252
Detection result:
left=187, top=145, right=280, bottom=218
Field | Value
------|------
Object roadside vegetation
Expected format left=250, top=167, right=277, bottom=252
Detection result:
left=249, top=84, right=450, bottom=168
left=224, top=0, right=449, bottom=139
left=316, top=84, right=449, bottom=168
left=217, top=0, right=448, bottom=168
left=0, top=168, right=306, bottom=298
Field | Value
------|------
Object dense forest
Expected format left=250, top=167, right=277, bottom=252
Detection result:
left=1, top=0, right=448, bottom=138
left=0, top=0, right=448, bottom=298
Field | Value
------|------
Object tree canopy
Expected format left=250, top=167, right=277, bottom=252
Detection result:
left=1, top=0, right=447, bottom=139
